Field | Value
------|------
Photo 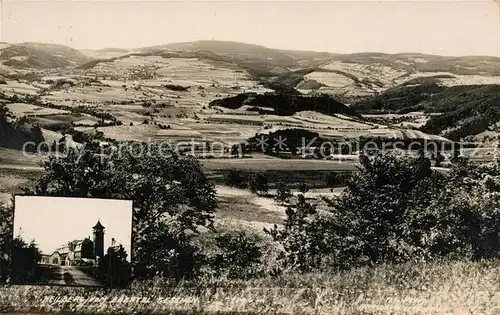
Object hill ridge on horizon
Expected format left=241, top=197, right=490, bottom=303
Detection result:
left=2, top=40, right=499, bottom=59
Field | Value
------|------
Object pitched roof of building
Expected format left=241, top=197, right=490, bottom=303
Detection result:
left=93, top=220, right=105, bottom=229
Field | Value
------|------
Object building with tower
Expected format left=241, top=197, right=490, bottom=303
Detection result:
left=40, top=220, right=107, bottom=266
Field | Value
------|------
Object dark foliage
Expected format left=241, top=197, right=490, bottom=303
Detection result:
left=248, top=173, right=269, bottom=196
left=275, top=182, right=293, bottom=204
left=133, top=221, right=206, bottom=281
left=230, top=143, right=248, bottom=157
left=224, top=169, right=247, bottom=188
left=322, top=171, right=352, bottom=188
left=247, top=129, right=328, bottom=155
left=419, top=85, right=500, bottom=140
left=0, top=202, right=13, bottom=283
left=0, top=104, right=44, bottom=151
left=10, top=237, right=42, bottom=284
left=268, top=152, right=500, bottom=272
left=162, top=84, right=190, bottom=92
left=352, top=82, right=445, bottom=113
left=265, top=195, right=322, bottom=272
left=210, top=231, right=263, bottom=280
left=96, top=245, right=131, bottom=288
left=298, top=183, right=309, bottom=194
left=209, top=91, right=358, bottom=117
left=352, top=83, right=500, bottom=140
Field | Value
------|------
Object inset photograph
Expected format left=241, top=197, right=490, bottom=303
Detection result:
left=12, top=196, right=133, bottom=288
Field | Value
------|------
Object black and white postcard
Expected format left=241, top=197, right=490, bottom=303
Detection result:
left=0, top=0, right=499, bottom=314
left=11, top=196, right=132, bottom=287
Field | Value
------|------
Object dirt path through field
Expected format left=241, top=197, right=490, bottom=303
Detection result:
left=37, top=264, right=101, bottom=287
left=216, top=185, right=286, bottom=215
left=0, top=164, right=44, bottom=171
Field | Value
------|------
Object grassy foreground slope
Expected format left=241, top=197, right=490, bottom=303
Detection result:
left=1, top=260, right=499, bottom=314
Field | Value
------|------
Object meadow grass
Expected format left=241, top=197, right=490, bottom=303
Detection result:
left=1, top=259, right=499, bottom=314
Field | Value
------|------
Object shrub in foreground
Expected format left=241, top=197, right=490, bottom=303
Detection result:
left=268, top=152, right=500, bottom=272
left=210, top=231, right=263, bottom=280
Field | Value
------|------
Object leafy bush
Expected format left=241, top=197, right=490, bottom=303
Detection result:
left=96, top=245, right=131, bottom=288
left=133, top=221, right=206, bottom=281
left=209, top=231, right=263, bottom=280
left=275, top=182, right=293, bottom=204
left=322, top=171, right=351, bottom=187
left=0, top=202, right=13, bottom=283
left=298, top=183, right=309, bottom=194
left=230, top=143, right=248, bottom=157
left=163, top=84, right=189, bottom=91
left=0, top=105, right=44, bottom=151
left=51, top=78, right=75, bottom=89
left=248, top=173, right=269, bottom=196
left=265, top=195, right=323, bottom=272
left=268, top=152, right=500, bottom=272
left=10, top=237, right=42, bottom=284
left=247, top=128, right=328, bottom=155
left=224, top=169, right=247, bottom=188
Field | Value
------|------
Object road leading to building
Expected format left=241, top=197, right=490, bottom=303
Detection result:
left=37, top=264, right=102, bottom=287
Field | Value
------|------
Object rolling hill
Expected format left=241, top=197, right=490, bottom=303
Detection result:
left=352, top=81, right=500, bottom=141
left=140, top=40, right=300, bottom=68
left=2, top=40, right=498, bottom=96
left=1, top=39, right=499, bottom=145
left=0, top=42, right=92, bottom=69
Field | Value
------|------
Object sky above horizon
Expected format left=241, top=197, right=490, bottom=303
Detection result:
left=0, top=0, right=499, bottom=57
left=13, top=196, right=133, bottom=261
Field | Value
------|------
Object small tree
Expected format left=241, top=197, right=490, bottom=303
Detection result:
left=435, top=151, right=445, bottom=167
left=211, top=231, right=263, bottom=280
left=323, top=172, right=338, bottom=187
left=224, top=169, right=247, bottom=188
left=10, top=237, right=42, bottom=284
left=298, top=183, right=309, bottom=195
left=230, top=144, right=240, bottom=157
left=230, top=143, right=247, bottom=158
left=0, top=202, right=13, bottom=283
left=275, top=182, right=293, bottom=204
left=96, top=245, right=131, bottom=289
left=248, top=173, right=269, bottom=196
left=265, top=195, right=324, bottom=272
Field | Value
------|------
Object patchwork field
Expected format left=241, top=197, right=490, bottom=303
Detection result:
left=201, top=158, right=358, bottom=171
left=0, top=40, right=497, bottom=211
left=0, top=80, right=40, bottom=96
left=5, top=102, right=69, bottom=116
left=393, top=71, right=500, bottom=86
